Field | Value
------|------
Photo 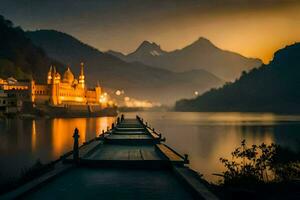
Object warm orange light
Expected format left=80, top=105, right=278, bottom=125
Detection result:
left=31, top=120, right=37, bottom=152
left=50, top=117, right=116, bottom=158
left=115, top=90, right=121, bottom=96
left=99, top=95, right=107, bottom=103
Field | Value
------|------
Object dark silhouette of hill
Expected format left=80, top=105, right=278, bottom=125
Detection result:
left=107, top=37, right=262, bottom=81
left=0, top=15, right=62, bottom=82
left=175, top=43, right=300, bottom=113
left=27, top=30, right=223, bottom=105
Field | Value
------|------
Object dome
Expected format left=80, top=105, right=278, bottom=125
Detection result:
left=63, top=67, right=74, bottom=84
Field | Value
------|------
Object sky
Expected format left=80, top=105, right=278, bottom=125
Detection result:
left=0, top=0, right=300, bottom=63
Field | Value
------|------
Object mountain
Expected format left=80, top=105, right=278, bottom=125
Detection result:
left=27, top=30, right=223, bottom=105
left=108, top=37, right=262, bottom=81
left=0, top=15, right=62, bottom=82
left=126, top=41, right=166, bottom=60
left=106, top=50, right=127, bottom=61
left=108, top=41, right=166, bottom=62
left=175, top=43, right=300, bottom=113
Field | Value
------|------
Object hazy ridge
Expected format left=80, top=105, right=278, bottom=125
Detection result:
left=175, top=43, right=300, bottom=113
left=27, top=30, right=223, bottom=105
left=108, top=37, right=262, bottom=81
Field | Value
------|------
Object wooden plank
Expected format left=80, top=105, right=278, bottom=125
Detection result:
left=174, top=167, right=219, bottom=200
left=106, top=134, right=152, bottom=140
left=128, top=149, right=143, bottom=160
left=84, top=145, right=162, bottom=161
left=65, top=140, right=102, bottom=160
left=146, top=127, right=160, bottom=139
left=113, top=131, right=146, bottom=135
left=141, top=149, right=162, bottom=160
left=156, top=144, right=184, bottom=162
left=116, top=127, right=145, bottom=131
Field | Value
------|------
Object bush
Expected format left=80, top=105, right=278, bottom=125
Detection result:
left=218, top=140, right=300, bottom=186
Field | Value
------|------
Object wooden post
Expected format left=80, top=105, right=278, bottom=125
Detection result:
left=117, top=117, right=120, bottom=124
left=184, top=154, right=189, bottom=163
left=112, top=123, right=115, bottom=129
left=100, top=130, right=105, bottom=139
left=121, top=114, right=124, bottom=121
left=73, top=128, right=80, bottom=162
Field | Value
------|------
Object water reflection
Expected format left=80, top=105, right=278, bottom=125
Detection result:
left=0, top=116, right=115, bottom=182
left=128, top=112, right=300, bottom=182
left=31, top=120, right=37, bottom=152
left=1, top=112, right=300, bottom=183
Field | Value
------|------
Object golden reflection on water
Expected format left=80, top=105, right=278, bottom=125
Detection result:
left=31, top=120, right=37, bottom=152
left=129, top=112, right=299, bottom=182
left=50, top=117, right=115, bottom=158
left=1, top=112, right=300, bottom=183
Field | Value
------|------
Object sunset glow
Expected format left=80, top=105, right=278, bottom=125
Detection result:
left=1, top=1, right=300, bottom=198
left=0, top=1, right=299, bottom=63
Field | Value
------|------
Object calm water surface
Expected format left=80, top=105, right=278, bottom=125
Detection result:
left=1, top=112, right=300, bottom=183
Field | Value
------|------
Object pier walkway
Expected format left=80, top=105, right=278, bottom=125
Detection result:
left=0, top=116, right=219, bottom=200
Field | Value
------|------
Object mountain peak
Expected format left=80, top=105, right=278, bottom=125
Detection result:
left=138, top=40, right=160, bottom=50
left=193, top=37, right=216, bottom=48
left=132, top=40, right=165, bottom=56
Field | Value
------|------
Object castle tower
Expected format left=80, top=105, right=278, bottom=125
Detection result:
left=30, top=79, right=36, bottom=103
left=95, top=81, right=102, bottom=103
left=50, top=66, right=60, bottom=105
left=47, top=65, right=53, bottom=84
left=79, top=62, right=85, bottom=89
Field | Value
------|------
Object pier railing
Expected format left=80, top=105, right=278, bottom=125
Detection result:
left=1, top=114, right=219, bottom=200
left=136, top=115, right=189, bottom=164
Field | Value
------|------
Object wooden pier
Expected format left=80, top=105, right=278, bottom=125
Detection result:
left=0, top=115, right=219, bottom=200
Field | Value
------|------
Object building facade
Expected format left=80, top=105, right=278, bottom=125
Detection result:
left=0, top=63, right=107, bottom=110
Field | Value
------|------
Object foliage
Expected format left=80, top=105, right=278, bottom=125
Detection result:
left=0, top=59, right=31, bottom=79
left=0, top=15, right=62, bottom=82
left=218, top=140, right=300, bottom=186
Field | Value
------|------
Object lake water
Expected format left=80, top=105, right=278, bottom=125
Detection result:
left=1, top=112, right=300, bottom=183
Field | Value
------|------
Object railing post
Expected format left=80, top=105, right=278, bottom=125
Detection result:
left=112, top=123, right=115, bottom=129
left=184, top=154, right=189, bottom=163
left=117, top=117, right=120, bottom=124
left=121, top=114, right=124, bottom=121
left=73, top=128, right=80, bottom=162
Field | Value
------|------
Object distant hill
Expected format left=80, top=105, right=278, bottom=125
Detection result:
left=27, top=30, right=223, bottom=105
left=108, top=41, right=166, bottom=62
left=0, top=15, right=62, bottom=82
left=175, top=43, right=300, bottom=113
left=107, top=37, right=262, bottom=81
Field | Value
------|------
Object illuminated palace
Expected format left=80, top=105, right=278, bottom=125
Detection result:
left=0, top=63, right=110, bottom=113
left=36, top=62, right=103, bottom=106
